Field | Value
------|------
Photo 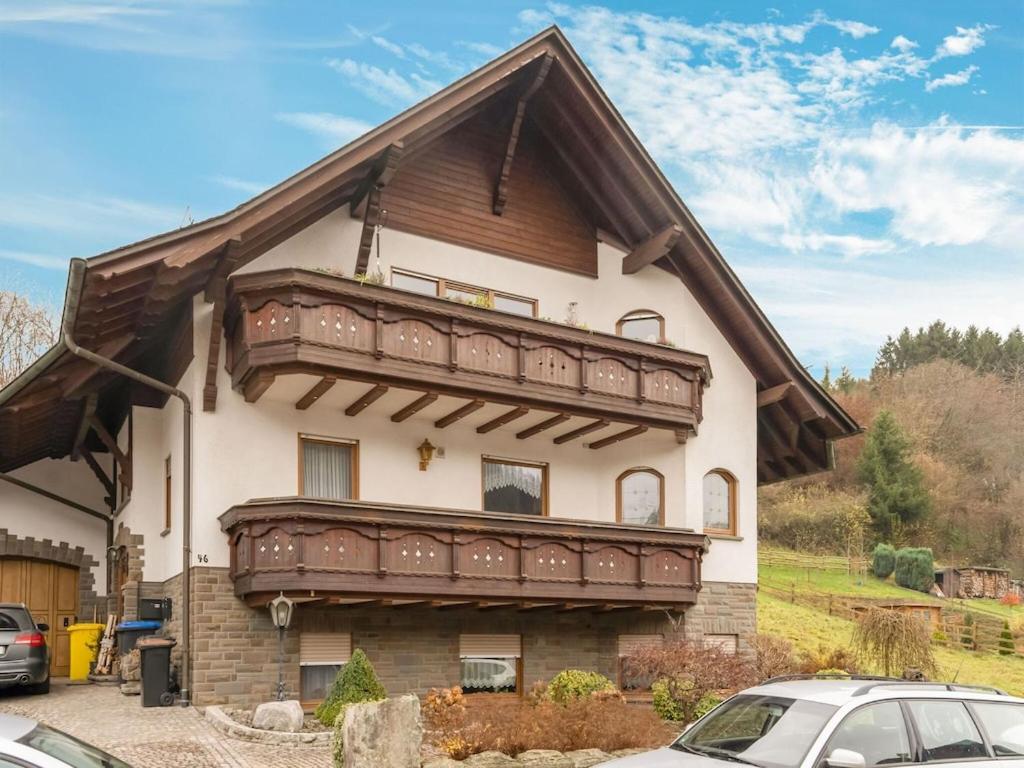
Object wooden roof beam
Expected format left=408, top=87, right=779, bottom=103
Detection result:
left=516, top=413, right=570, bottom=439
left=295, top=376, right=337, bottom=410
left=622, top=224, right=683, bottom=274
left=80, top=446, right=114, bottom=501
left=345, top=384, right=389, bottom=416
left=434, top=399, right=485, bottom=429
left=354, top=144, right=404, bottom=275
left=350, top=142, right=404, bottom=220
left=70, top=394, right=98, bottom=461
left=589, top=424, right=648, bottom=449
left=243, top=371, right=275, bottom=403
left=757, top=381, right=794, bottom=408
left=553, top=418, right=609, bottom=444
left=494, top=53, right=553, bottom=215
left=476, top=405, right=530, bottom=434
left=390, top=392, right=438, bottom=422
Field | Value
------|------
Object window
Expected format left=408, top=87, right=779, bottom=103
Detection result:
left=617, top=469, right=663, bottom=526
left=460, top=634, right=521, bottom=694
left=703, top=469, right=737, bottom=535
left=618, top=634, right=663, bottom=692
left=163, top=455, right=172, bottom=533
left=299, top=632, right=352, bottom=703
left=906, top=700, right=987, bottom=761
left=971, top=702, right=1024, bottom=757
left=16, top=723, right=133, bottom=768
left=826, top=702, right=912, bottom=766
left=482, top=458, right=547, bottom=516
left=704, top=634, right=739, bottom=654
left=391, top=268, right=538, bottom=318
left=300, top=436, right=358, bottom=500
left=674, top=694, right=838, bottom=768
left=616, top=310, right=665, bottom=343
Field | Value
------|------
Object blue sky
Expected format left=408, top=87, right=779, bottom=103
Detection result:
left=1, top=1, right=1021, bottom=376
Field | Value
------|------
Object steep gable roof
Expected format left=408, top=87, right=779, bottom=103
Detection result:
left=0, top=26, right=857, bottom=481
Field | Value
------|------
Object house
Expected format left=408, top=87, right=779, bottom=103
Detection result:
left=934, top=566, right=1012, bottom=600
left=0, top=27, right=858, bottom=707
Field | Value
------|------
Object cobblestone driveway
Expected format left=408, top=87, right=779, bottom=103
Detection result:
left=0, top=680, right=331, bottom=768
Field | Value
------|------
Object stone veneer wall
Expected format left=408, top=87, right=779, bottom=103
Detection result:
left=153, top=568, right=757, bottom=708
left=111, top=525, right=145, bottom=621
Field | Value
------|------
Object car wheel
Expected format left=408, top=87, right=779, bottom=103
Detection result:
left=29, top=678, right=50, bottom=695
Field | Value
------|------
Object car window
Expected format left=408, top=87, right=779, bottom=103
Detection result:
left=906, top=700, right=988, bottom=762
left=17, top=724, right=133, bottom=768
left=970, top=702, right=1024, bottom=757
left=826, top=702, right=912, bottom=765
left=0, top=608, right=30, bottom=631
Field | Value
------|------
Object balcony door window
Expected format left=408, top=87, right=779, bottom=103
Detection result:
left=617, top=468, right=664, bottom=526
left=391, top=268, right=538, bottom=318
left=300, top=436, right=357, bottom=500
left=703, top=469, right=737, bottom=535
left=482, top=458, right=547, bottom=516
left=616, top=310, right=665, bottom=344
left=460, top=634, right=521, bottom=695
left=300, top=632, right=351, bottom=703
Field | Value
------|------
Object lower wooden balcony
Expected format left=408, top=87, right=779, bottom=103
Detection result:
left=220, top=498, right=707, bottom=610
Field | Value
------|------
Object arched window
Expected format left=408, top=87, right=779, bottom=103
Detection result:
left=616, top=310, right=665, bottom=344
left=703, top=470, right=737, bottom=535
left=617, top=468, right=664, bottom=526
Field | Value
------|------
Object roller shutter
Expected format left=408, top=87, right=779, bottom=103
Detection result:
left=299, top=632, right=352, bottom=665
left=459, top=634, right=521, bottom=658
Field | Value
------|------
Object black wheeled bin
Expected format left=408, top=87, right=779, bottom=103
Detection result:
left=115, top=620, right=162, bottom=655
left=138, top=637, right=176, bottom=707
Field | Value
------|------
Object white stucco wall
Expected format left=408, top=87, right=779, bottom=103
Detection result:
left=0, top=458, right=110, bottom=593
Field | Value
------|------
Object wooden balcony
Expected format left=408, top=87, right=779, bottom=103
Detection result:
left=220, top=498, right=707, bottom=610
left=224, top=269, right=710, bottom=435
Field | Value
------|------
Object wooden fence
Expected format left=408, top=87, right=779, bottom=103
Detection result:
left=760, top=547, right=867, bottom=576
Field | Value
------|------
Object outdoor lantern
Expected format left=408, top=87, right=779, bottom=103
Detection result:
left=417, top=438, right=436, bottom=471
left=268, top=592, right=294, bottom=701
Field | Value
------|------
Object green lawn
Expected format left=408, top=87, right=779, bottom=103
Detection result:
left=947, top=597, right=1023, bottom=623
left=758, top=592, right=1024, bottom=697
left=758, top=562, right=938, bottom=601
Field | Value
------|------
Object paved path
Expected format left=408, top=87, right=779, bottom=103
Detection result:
left=0, top=680, right=331, bottom=768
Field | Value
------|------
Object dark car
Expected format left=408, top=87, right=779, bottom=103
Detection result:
left=0, top=603, right=50, bottom=695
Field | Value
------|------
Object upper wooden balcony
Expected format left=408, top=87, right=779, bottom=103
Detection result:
left=220, top=498, right=707, bottom=610
left=224, top=269, right=711, bottom=437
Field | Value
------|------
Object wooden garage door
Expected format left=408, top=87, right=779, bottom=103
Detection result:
left=0, top=559, right=78, bottom=676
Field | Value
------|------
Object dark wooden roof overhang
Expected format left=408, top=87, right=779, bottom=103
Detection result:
left=0, top=25, right=857, bottom=482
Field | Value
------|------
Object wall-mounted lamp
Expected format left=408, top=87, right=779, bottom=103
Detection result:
left=417, top=439, right=436, bottom=471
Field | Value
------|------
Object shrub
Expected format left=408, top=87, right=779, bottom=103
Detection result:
left=422, top=687, right=673, bottom=757
left=546, top=669, right=616, bottom=704
left=999, top=621, right=1015, bottom=656
left=795, top=645, right=860, bottom=675
left=872, top=543, right=897, bottom=579
left=758, top=485, right=871, bottom=555
left=1001, top=593, right=1021, bottom=607
left=894, top=547, right=934, bottom=593
left=932, top=630, right=948, bottom=643
left=623, top=641, right=754, bottom=724
left=814, top=668, right=851, bottom=678
left=694, top=693, right=722, bottom=720
left=316, top=648, right=386, bottom=727
left=751, top=634, right=796, bottom=682
left=961, top=614, right=976, bottom=650
left=651, top=677, right=687, bottom=722
left=853, top=607, right=937, bottom=678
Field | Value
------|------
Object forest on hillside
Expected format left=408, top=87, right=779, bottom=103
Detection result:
left=760, top=322, right=1024, bottom=574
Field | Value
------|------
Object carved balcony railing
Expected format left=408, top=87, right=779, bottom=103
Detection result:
left=220, top=498, right=707, bottom=609
left=224, top=269, right=711, bottom=433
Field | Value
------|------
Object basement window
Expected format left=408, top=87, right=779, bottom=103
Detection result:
left=460, top=634, right=521, bottom=695
left=300, top=632, right=352, bottom=703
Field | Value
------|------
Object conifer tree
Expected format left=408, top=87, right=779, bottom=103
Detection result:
left=857, top=410, right=930, bottom=540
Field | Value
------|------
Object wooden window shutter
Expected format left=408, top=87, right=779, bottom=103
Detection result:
left=459, top=634, right=521, bottom=658
left=300, top=632, right=352, bottom=665
left=618, top=634, right=664, bottom=657
left=704, top=634, right=739, bottom=654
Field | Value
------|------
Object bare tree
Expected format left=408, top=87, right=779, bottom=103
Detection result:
left=0, top=290, right=58, bottom=387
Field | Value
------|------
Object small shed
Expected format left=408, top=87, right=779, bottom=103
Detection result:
left=878, top=601, right=942, bottom=631
left=935, top=566, right=1011, bottom=600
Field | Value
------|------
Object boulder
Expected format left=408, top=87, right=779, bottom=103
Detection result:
left=516, top=750, right=573, bottom=768
left=252, top=700, right=305, bottom=733
left=343, top=694, right=422, bottom=768
left=563, top=750, right=612, bottom=768
left=462, top=751, right=522, bottom=768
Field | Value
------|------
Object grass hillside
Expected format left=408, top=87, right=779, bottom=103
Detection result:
left=759, top=561, right=936, bottom=600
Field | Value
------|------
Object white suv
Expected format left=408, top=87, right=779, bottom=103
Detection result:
left=608, top=676, right=1024, bottom=768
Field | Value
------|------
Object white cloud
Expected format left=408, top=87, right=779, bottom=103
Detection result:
left=207, top=175, right=268, bottom=196
left=822, top=17, right=879, bottom=39
left=0, top=193, right=184, bottom=237
left=275, top=112, right=372, bottom=146
left=370, top=35, right=405, bottom=58
left=457, top=40, right=503, bottom=58
left=890, top=35, right=918, bottom=52
left=935, top=24, right=992, bottom=58
left=925, top=65, right=979, bottom=92
left=0, top=249, right=68, bottom=270
left=326, top=58, right=439, bottom=105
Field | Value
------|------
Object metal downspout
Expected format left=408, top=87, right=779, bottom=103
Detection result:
left=62, top=258, right=193, bottom=707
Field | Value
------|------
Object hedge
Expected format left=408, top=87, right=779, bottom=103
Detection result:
left=871, top=543, right=897, bottom=579
left=894, top=547, right=934, bottom=593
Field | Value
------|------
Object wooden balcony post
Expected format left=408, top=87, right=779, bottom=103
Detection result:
left=374, top=303, right=384, bottom=359
left=581, top=541, right=590, bottom=585
left=451, top=534, right=461, bottom=580
left=378, top=527, right=388, bottom=577
left=295, top=523, right=305, bottom=572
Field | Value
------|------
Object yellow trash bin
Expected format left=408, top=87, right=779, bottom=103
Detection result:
left=68, top=623, right=105, bottom=681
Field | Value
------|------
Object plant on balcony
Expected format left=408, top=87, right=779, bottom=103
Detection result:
left=354, top=268, right=386, bottom=286
left=312, top=267, right=346, bottom=278
left=546, top=669, right=616, bottom=704
left=316, top=648, right=386, bottom=727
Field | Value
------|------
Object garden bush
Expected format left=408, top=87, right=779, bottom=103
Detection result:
left=651, top=677, right=686, bottom=722
left=422, top=686, right=673, bottom=758
left=751, top=634, right=796, bottom=682
left=795, top=645, right=859, bottom=675
left=1001, top=593, right=1021, bottom=607
left=872, top=543, right=897, bottom=579
left=546, top=669, right=616, bottom=704
left=316, top=648, right=386, bottom=727
left=894, top=547, right=934, bottom=593
left=853, top=607, right=936, bottom=678
left=999, top=621, right=1015, bottom=656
